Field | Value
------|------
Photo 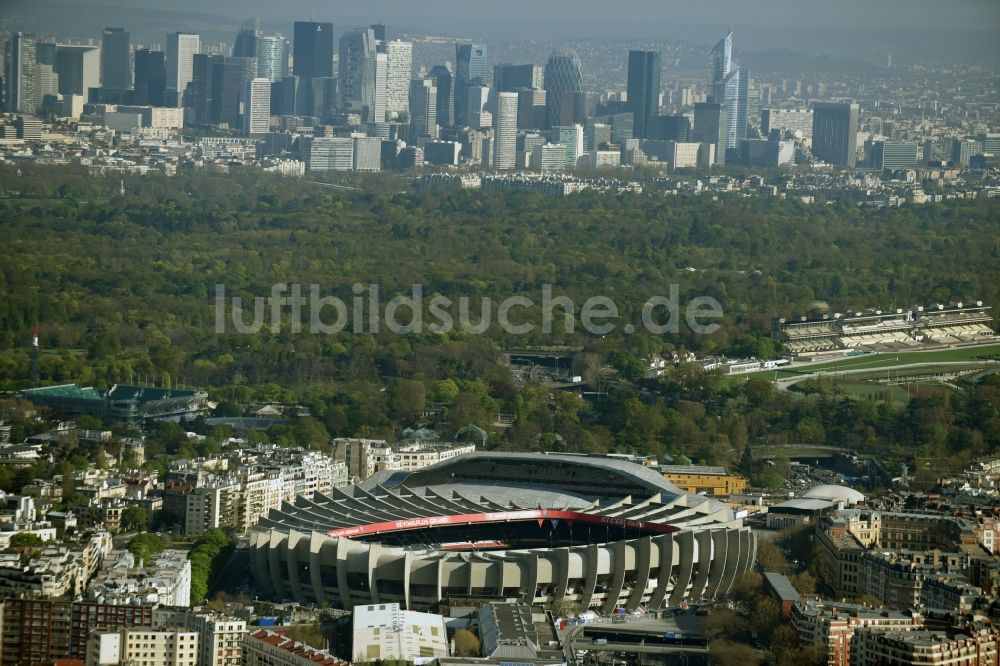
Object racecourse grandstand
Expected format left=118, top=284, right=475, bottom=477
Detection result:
left=774, top=301, right=994, bottom=357
left=914, top=302, right=995, bottom=344
left=776, top=317, right=840, bottom=355
left=836, top=309, right=916, bottom=349
left=250, top=452, right=754, bottom=612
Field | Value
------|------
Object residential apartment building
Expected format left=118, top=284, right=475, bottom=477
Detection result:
left=790, top=600, right=923, bottom=666
left=859, top=550, right=953, bottom=610
left=185, top=479, right=240, bottom=536
left=237, top=471, right=284, bottom=533
left=920, top=576, right=982, bottom=615
left=333, top=438, right=476, bottom=481
left=174, top=447, right=348, bottom=535
left=0, top=598, right=156, bottom=665
left=152, top=609, right=247, bottom=666
left=352, top=603, right=449, bottom=661
left=88, top=549, right=192, bottom=607
left=851, top=625, right=1000, bottom=666
left=395, top=442, right=477, bottom=472
left=245, top=629, right=347, bottom=666
left=0, top=532, right=113, bottom=598
left=816, top=509, right=981, bottom=603
left=86, top=627, right=199, bottom=666
left=832, top=510, right=978, bottom=551
left=333, top=438, right=396, bottom=481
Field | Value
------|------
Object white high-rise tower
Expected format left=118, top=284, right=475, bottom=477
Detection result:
left=493, top=91, right=518, bottom=170
left=166, top=32, right=200, bottom=106
left=243, top=77, right=271, bottom=136
left=708, top=30, right=748, bottom=151
left=384, top=40, right=413, bottom=121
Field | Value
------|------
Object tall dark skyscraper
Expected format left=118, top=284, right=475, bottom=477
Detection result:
left=409, top=77, right=437, bottom=139
left=693, top=102, right=727, bottom=166
left=517, top=88, right=547, bottom=130
left=493, top=63, right=542, bottom=93
left=543, top=47, right=583, bottom=128
left=100, top=27, right=131, bottom=90
left=192, top=54, right=255, bottom=126
left=812, top=101, right=860, bottom=167
left=270, top=75, right=325, bottom=118
left=191, top=53, right=224, bottom=123
left=370, top=23, right=387, bottom=42
left=305, top=76, right=338, bottom=119
left=215, top=57, right=254, bottom=127
left=293, top=21, right=334, bottom=78
left=429, top=64, right=455, bottom=128
left=4, top=32, right=39, bottom=114
left=55, top=45, right=101, bottom=97
left=626, top=50, right=661, bottom=139
left=134, top=49, right=165, bottom=106
left=648, top=114, right=690, bottom=142
left=233, top=18, right=261, bottom=58
left=455, top=43, right=487, bottom=126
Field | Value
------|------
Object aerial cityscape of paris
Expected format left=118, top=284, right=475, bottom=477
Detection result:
left=0, top=0, right=998, bottom=664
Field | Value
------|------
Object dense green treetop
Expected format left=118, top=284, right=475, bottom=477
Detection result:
left=1, top=166, right=997, bottom=467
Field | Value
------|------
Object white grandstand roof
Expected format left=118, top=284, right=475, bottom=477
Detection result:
left=801, top=484, right=866, bottom=505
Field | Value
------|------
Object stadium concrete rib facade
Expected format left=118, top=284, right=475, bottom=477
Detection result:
left=249, top=452, right=755, bottom=611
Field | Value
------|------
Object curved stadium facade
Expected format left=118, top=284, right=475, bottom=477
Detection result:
left=250, top=453, right=755, bottom=611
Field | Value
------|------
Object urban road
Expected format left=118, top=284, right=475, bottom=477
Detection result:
left=562, top=616, right=709, bottom=665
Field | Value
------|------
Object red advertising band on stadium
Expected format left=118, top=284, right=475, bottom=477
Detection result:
left=327, top=509, right=678, bottom=538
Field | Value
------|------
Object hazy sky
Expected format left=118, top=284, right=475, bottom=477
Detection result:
left=43, top=0, right=1000, bottom=32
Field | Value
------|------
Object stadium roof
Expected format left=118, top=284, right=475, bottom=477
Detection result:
left=249, top=451, right=755, bottom=612
left=105, top=384, right=203, bottom=402
left=21, top=384, right=103, bottom=400
left=258, top=453, right=740, bottom=546
left=387, top=451, right=694, bottom=504
left=771, top=498, right=834, bottom=512
left=418, top=482, right=593, bottom=510
left=802, top=484, right=866, bottom=504
left=20, top=383, right=207, bottom=421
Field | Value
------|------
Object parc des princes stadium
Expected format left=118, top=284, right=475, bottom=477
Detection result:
left=249, top=452, right=755, bottom=611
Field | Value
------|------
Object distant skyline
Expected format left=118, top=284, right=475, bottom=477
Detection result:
left=4, top=0, right=997, bottom=69
left=10, top=0, right=1000, bottom=32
